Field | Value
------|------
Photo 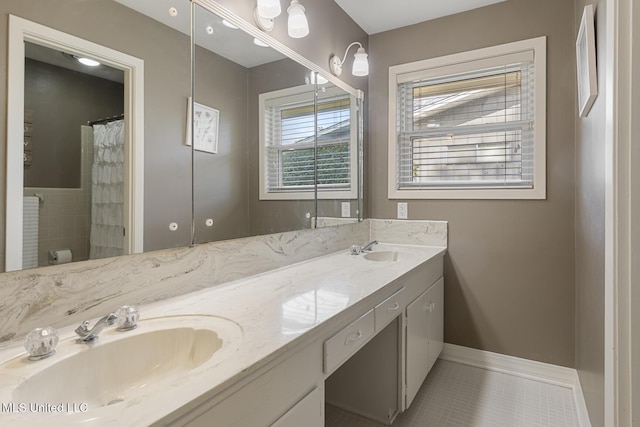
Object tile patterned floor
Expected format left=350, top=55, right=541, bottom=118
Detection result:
left=325, top=360, right=580, bottom=427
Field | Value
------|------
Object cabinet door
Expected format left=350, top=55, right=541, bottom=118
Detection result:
left=271, top=387, right=323, bottom=427
left=405, top=290, right=429, bottom=408
left=426, top=277, right=444, bottom=372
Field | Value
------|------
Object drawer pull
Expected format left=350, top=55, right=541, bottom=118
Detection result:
left=386, top=302, right=400, bottom=312
left=344, top=330, right=363, bottom=345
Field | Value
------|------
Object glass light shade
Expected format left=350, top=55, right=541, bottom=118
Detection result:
left=257, top=0, right=281, bottom=19
left=352, top=47, right=369, bottom=76
left=287, top=1, right=309, bottom=38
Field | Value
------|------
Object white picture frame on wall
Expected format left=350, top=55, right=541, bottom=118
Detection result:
left=186, top=97, right=219, bottom=153
left=576, top=4, right=598, bottom=118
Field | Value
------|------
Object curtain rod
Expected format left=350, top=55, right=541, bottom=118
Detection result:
left=87, top=114, right=124, bottom=126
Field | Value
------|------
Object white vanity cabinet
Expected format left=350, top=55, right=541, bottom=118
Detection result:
left=326, top=256, right=444, bottom=424
left=271, top=387, right=323, bottom=427
left=160, top=251, right=445, bottom=427
left=173, top=342, right=324, bottom=427
left=405, top=277, right=444, bottom=408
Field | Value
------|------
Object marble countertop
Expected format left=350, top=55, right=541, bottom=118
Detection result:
left=0, top=243, right=446, bottom=426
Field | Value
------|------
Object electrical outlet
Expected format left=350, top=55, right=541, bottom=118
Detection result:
left=397, top=202, right=408, bottom=219
left=341, top=202, right=351, bottom=218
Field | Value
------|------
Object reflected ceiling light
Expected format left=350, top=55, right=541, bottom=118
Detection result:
left=205, top=25, right=214, bottom=35
left=253, top=38, right=270, bottom=47
left=76, top=57, right=100, bottom=67
left=257, top=0, right=281, bottom=19
left=222, top=19, right=238, bottom=29
left=329, top=42, right=369, bottom=77
left=287, top=0, right=309, bottom=38
left=306, top=72, right=328, bottom=85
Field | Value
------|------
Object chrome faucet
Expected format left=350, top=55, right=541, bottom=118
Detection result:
left=350, top=240, right=379, bottom=255
left=361, top=240, right=379, bottom=252
left=75, top=313, right=117, bottom=342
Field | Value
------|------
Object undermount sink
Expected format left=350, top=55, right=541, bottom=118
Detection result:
left=363, top=250, right=400, bottom=262
left=2, top=315, right=242, bottom=413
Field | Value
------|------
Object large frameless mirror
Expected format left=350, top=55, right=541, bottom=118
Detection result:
left=191, top=1, right=363, bottom=244
left=4, top=0, right=193, bottom=272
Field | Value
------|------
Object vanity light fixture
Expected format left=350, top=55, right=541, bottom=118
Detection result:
left=287, top=0, right=309, bottom=38
left=254, top=7, right=275, bottom=32
left=257, top=0, right=282, bottom=19
left=329, top=42, right=369, bottom=77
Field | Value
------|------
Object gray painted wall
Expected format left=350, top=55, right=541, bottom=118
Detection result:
left=367, top=0, right=577, bottom=367
left=193, top=45, right=251, bottom=243
left=575, top=0, right=606, bottom=425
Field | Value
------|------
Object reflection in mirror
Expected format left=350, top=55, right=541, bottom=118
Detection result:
left=5, top=1, right=193, bottom=272
left=23, top=42, right=125, bottom=267
left=193, top=4, right=315, bottom=243
left=314, top=78, right=361, bottom=228
left=192, top=3, right=363, bottom=243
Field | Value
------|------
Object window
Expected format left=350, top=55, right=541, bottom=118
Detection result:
left=259, top=85, right=358, bottom=200
left=388, top=37, right=546, bottom=199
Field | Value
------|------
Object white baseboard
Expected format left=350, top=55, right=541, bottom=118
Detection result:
left=440, top=343, right=592, bottom=427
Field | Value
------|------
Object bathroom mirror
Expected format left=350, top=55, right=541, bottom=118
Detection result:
left=191, top=2, right=362, bottom=244
left=4, top=0, right=193, bottom=271
left=3, top=0, right=363, bottom=272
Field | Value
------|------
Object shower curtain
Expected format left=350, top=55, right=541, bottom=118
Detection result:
left=90, top=119, right=124, bottom=259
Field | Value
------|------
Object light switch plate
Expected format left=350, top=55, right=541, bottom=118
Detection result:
left=397, top=202, right=408, bottom=219
left=341, top=202, right=351, bottom=218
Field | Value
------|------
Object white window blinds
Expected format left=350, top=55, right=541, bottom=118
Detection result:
left=264, top=92, right=351, bottom=193
left=396, top=59, right=535, bottom=190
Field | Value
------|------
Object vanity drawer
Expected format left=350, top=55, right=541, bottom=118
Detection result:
left=374, top=287, right=405, bottom=331
left=324, top=310, right=374, bottom=374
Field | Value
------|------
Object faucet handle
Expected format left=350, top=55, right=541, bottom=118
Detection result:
left=24, top=327, right=59, bottom=360
left=115, top=305, right=139, bottom=331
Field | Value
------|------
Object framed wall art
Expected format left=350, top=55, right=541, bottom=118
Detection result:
left=186, top=97, right=219, bottom=153
left=576, top=4, right=598, bottom=118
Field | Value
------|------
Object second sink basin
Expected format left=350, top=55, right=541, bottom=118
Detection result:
left=363, top=250, right=400, bottom=262
left=5, top=315, right=243, bottom=412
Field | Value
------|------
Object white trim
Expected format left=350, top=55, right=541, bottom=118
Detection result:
left=440, top=344, right=592, bottom=426
left=388, top=37, right=547, bottom=200
left=605, top=0, right=639, bottom=425
left=6, top=15, right=144, bottom=271
left=604, top=0, right=619, bottom=425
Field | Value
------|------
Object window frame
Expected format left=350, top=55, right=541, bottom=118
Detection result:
left=259, top=84, right=358, bottom=200
left=388, top=37, right=547, bottom=200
